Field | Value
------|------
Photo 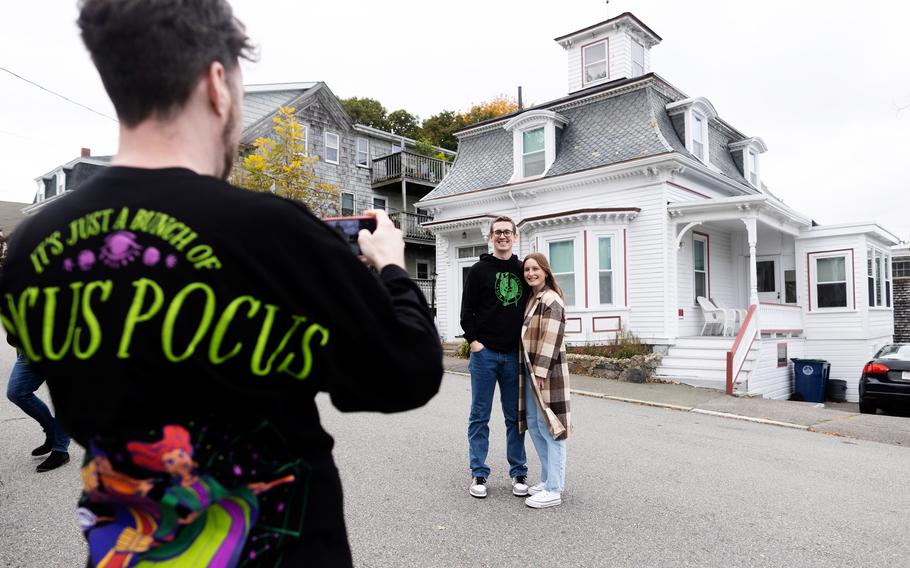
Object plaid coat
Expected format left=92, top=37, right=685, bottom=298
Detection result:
left=519, top=287, right=572, bottom=441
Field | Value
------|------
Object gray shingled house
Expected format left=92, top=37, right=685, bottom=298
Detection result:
left=417, top=12, right=900, bottom=401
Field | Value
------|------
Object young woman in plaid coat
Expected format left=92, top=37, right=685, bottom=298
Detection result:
left=519, top=252, right=572, bottom=509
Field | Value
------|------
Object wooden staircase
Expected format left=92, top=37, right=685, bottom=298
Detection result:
left=655, top=336, right=759, bottom=393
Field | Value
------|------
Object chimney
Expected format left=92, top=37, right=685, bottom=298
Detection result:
left=81, top=147, right=91, bottom=158
left=517, top=86, right=523, bottom=111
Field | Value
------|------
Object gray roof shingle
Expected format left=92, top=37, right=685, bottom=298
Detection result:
left=423, top=80, right=755, bottom=201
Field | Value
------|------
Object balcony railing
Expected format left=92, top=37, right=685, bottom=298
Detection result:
left=389, top=211, right=434, bottom=242
left=413, top=278, right=436, bottom=309
left=372, top=151, right=452, bottom=186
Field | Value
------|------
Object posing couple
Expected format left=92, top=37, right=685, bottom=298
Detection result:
left=460, top=216, right=571, bottom=509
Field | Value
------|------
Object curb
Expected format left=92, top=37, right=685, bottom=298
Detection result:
left=445, top=369, right=811, bottom=432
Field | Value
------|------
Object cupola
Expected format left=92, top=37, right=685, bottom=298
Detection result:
left=554, top=12, right=661, bottom=94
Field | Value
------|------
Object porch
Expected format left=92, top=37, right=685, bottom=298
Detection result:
left=657, top=195, right=813, bottom=397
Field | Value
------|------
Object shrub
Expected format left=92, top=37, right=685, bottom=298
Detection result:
left=456, top=341, right=471, bottom=359
left=567, top=329, right=650, bottom=359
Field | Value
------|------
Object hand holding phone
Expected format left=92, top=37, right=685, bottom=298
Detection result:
left=324, top=216, right=378, bottom=256
left=355, top=210, right=405, bottom=271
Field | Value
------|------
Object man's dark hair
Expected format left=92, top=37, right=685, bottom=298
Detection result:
left=78, top=0, right=255, bottom=126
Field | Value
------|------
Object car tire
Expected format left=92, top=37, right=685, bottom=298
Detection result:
left=859, top=400, right=876, bottom=415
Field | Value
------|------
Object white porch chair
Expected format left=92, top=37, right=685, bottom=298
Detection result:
left=710, top=297, right=748, bottom=333
left=697, top=296, right=735, bottom=336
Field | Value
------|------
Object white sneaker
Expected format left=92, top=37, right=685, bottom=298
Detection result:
left=469, top=477, right=487, bottom=498
left=527, top=482, right=546, bottom=496
left=525, top=490, right=561, bottom=509
left=512, top=476, right=529, bottom=496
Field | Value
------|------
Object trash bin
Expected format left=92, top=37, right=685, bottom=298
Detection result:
left=826, top=379, right=847, bottom=403
left=791, top=358, right=831, bottom=403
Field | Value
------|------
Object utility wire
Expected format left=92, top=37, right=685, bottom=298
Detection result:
left=0, top=65, right=118, bottom=123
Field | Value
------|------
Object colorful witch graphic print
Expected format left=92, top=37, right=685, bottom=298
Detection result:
left=80, top=425, right=294, bottom=568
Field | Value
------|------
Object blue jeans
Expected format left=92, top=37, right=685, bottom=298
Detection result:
left=524, top=370, right=566, bottom=492
left=6, top=353, right=70, bottom=452
left=468, top=347, right=527, bottom=479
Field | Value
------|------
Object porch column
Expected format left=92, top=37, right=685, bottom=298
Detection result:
left=743, top=217, right=759, bottom=306
left=401, top=136, right=408, bottom=213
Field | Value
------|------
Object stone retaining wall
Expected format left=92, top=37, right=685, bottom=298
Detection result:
left=567, top=353, right=663, bottom=383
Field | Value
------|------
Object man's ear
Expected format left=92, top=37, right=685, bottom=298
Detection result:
left=206, top=61, right=231, bottom=118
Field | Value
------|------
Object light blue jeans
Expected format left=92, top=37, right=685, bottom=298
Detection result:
left=524, top=369, right=566, bottom=492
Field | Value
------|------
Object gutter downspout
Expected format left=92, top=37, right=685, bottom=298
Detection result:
left=508, top=188, right=521, bottom=220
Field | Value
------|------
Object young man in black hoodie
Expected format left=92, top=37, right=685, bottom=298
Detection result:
left=460, top=216, right=529, bottom=498
left=0, top=1, right=441, bottom=566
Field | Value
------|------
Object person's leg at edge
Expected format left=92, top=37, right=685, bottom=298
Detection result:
left=498, top=350, right=527, bottom=479
left=535, top=394, right=566, bottom=494
left=467, top=348, right=497, bottom=479
left=523, top=370, right=549, bottom=485
left=6, top=353, right=56, bottom=447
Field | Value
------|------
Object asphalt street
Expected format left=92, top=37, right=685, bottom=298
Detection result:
left=1, top=344, right=909, bottom=567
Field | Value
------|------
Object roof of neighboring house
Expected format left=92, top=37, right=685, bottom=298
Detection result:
left=0, top=200, right=30, bottom=234
left=242, top=83, right=316, bottom=131
left=423, top=75, right=753, bottom=201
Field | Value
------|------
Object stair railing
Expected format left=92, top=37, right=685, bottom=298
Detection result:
left=725, top=304, right=758, bottom=395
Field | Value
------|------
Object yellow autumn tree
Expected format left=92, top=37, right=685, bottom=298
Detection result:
left=230, top=106, right=340, bottom=217
left=455, top=95, right=520, bottom=128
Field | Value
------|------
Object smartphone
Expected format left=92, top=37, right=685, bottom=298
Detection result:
left=323, top=216, right=377, bottom=255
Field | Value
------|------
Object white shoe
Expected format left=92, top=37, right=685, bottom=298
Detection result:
left=527, top=482, right=546, bottom=496
left=512, top=476, right=529, bottom=496
left=525, top=490, right=561, bottom=509
left=469, top=477, right=487, bottom=498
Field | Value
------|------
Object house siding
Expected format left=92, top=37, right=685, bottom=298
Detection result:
left=749, top=338, right=805, bottom=400
left=677, top=226, right=737, bottom=337
left=243, top=90, right=303, bottom=130
left=895, top=277, right=910, bottom=342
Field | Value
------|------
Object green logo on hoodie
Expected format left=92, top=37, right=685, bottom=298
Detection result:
left=494, top=272, right=522, bottom=307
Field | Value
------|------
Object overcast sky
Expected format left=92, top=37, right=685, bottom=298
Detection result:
left=1, top=0, right=908, bottom=240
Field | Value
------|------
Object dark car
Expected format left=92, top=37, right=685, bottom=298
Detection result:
left=859, top=344, right=910, bottom=414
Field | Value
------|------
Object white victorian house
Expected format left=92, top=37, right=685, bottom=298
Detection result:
left=417, top=12, right=899, bottom=402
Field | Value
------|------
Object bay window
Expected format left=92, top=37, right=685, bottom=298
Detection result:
left=812, top=253, right=850, bottom=309
left=868, top=247, right=892, bottom=308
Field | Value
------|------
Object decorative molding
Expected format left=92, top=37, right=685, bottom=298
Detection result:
left=592, top=316, right=622, bottom=333
left=519, top=208, right=641, bottom=231
left=503, top=110, right=568, bottom=132
left=422, top=214, right=498, bottom=234
left=565, top=317, right=583, bottom=334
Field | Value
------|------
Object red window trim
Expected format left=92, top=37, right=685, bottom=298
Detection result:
left=693, top=231, right=711, bottom=302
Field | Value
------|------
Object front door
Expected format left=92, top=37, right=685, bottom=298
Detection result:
left=756, top=256, right=780, bottom=302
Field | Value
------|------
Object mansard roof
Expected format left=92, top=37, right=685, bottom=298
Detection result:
left=423, top=75, right=754, bottom=201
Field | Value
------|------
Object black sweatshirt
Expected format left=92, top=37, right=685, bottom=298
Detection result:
left=0, top=167, right=442, bottom=567
left=459, top=253, right=528, bottom=352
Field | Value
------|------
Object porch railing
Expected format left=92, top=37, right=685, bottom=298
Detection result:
left=389, top=211, right=434, bottom=242
left=726, top=304, right=758, bottom=396
left=371, top=151, right=452, bottom=186
left=758, top=302, right=804, bottom=336
left=413, top=277, right=436, bottom=308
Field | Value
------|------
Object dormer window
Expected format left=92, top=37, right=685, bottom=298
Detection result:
left=666, top=97, right=719, bottom=166
left=728, top=137, right=768, bottom=190
left=522, top=128, right=546, bottom=177
left=504, top=110, right=569, bottom=182
left=583, top=40, right=608, bottom=85
left=631, top=40, right=645, bottom=76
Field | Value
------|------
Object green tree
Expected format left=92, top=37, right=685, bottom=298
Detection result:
left=339, top=97, right=390, bottom=130
left=230, top=106, right=340, bottom=218
left=420, top=110, right=458, bottom=151
left=387, top=109, right=420, bottom=139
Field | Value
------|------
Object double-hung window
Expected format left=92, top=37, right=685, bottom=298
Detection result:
left=372, top=196, right=387, bottom=211
left=549, top=240, right=576, bottom=306
left=748, top=150, right=759, bottom=186
left=815, top=255, right=848, bottom=308
left=324, top=132, right=339, bottom=164
left=598, top=236, right=613, bottom=305
left=691, top=114, right=706, bottom=161
left=631, top=40, right=645, bottom=76
left=340, top=192, right=354, bottom=216
left=868, top=248, right=892, bottom=308
left=356, top=138, right=369, bottom=167
left=522, top=128, right=546, bottom=177
left=693, top=234, right=708, bottom=302
left=583, top=41, right=608, bottom=85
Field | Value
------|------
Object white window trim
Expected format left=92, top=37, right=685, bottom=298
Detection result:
left=539, top=229, right=584, bottom=308
left=586, top=230, right=623, bottom=307
left=356, top=137, right=370, bottom=168
left=631, top=39, right=645, bottom=77
left=809, top=251, right=854, bottom=312
left=300, top=125, right=308, bottom=156
left=690, top=111, right=708, bottom=163
left=692, top=233, right=709, bottom=305
left=867, top=246, right=893, bottom=310
left=581, top=39, right=609, bottom=87
left=324, top=131, right=340, bottom=164
left=340, top=192, right=355, bottom=216
left=503, top=110, right=568, bottom=183
left=521, top=127, right=546, bottom=178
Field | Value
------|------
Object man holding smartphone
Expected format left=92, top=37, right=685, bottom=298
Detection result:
left=460, top=216, right=529, bottom=498
left=0, top=1, right=441, bottom=566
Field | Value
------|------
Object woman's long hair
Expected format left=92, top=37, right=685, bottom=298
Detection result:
left=523, top=252, right=565, bottom=300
